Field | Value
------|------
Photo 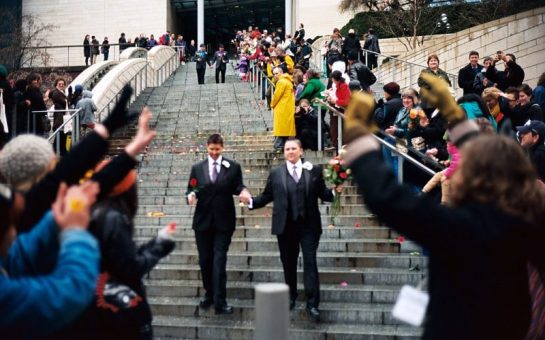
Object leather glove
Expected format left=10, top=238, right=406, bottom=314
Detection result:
left=419, top=73, right=465, bottom=124
left=102, top=86, right=138, bottom=134
left=343, top=91, right=377, bottom=144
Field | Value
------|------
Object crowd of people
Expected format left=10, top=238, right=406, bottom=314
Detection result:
left=0, top=68, right=98, bottom=154
left=0, top=87, right=177, bottom=338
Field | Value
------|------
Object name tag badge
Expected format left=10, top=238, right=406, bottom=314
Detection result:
left=391, top=285, right=429, bottom=326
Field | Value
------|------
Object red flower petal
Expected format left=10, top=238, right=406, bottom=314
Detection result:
left=190, top=178, right=198, bottom=187
left=354, top=222, right=361, bottom=228
left=397, top=236, right=405, bottom=244
left=339, top=172, right=347, bottom=179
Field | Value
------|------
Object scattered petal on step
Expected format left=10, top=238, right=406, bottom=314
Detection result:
left=396, top=236, right=405, bottom=244
left=147, top=211, right=165, bottom=217
left=254, top=224, right=260, bottom=229
left=354, top=222, right=361, bottom=228
left=410, top=251, right=420, bottom=256
left=339, top=281, right=348, bottom=287
left=327, top=224, right=335, bottom=229
left=239, top=203, right=245, bottom=207
left=350, top=269, right=357, bottom=272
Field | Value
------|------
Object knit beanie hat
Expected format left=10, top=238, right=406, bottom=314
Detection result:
left=0, top=135, right=55, bottom=189
left=383, top=82, right=400, bottom=96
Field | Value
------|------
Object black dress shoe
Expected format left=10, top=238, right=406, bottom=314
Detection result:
left=289, top=300, right=296, bottom=310
left=199, top=298, right=214, bottom=309
left=306, top=306, right=320, bottom=322
left=215, top=305, right=234, bottom=315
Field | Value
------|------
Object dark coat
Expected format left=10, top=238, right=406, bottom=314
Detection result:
left=251, top=163, right=334, bottom=235
left=363, top=34, right=380, bottom=53
left=511, top=103, right=543, bottom=127
left=528, top=142, right=545, bottom=181
left=91, top=38, right=100, bottom=55
left=458, top=63, right=482, bottom=95
left=485, top=60, right=525, bottom=92
left=212, top=50, right=228, bottom=70
left=187, top=157, right=245, bottom=232
left=348, top=61, right=376, bottom=90
left=194, top=50, right=211, bottom=70
left=350, top=149, right=545, bottom=340
left=342, top=33, right=361, bottom=56
left=49, top=88, right=68, bottom=130
left=83, top=38, right=91, bottom=57
left=374, top=95, right=403, bottom=130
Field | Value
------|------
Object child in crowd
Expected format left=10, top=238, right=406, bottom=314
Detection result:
left=236, top=53, right=249, bottom=81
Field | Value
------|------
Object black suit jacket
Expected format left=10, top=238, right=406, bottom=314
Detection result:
left=251, top=163, right=334, bottom=235
left=458, top=63, right=482, bottom=95
left=187, top=158, right=245, bottom=232
left=212, top=51, right=228, bottom=70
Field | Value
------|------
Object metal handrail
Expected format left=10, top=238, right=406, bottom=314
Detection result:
left=31, top=108, right=81, bottom=155
left=312, top=97, right=439, bottom=178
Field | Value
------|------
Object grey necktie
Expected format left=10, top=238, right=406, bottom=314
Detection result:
left=211, top=162, right=218, bottom=183
left=291, top=165, right=299, bottom=183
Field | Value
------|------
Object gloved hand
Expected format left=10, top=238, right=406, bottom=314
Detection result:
left=419, top=73, right=465, bottom=124
left=102, top=86, right=138, bottom=134
left=343, top=91, right=377, bottom=144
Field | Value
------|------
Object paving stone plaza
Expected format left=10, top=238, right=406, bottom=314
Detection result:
left=123, top=64, right=426, bottom=339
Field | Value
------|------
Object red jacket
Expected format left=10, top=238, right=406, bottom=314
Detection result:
left=335, top=82, right=351, bottom=108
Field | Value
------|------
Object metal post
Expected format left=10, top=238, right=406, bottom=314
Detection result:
left=254, top=283, right=289, bottom=340
left=55, top=132, right=60, bottom=155
left=318, top=105, right=322, bottom=151
left=397, top=155, right=404, bottom=183
left=197, top=0, right=204, bottom=47
left=337, top=114, right=342, bottom=153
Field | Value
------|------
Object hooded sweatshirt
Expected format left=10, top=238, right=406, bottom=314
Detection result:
left=76, top=90, right=97, bottom=126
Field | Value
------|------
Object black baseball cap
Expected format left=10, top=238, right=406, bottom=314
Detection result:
left=516, top=120, right=545, bottom=139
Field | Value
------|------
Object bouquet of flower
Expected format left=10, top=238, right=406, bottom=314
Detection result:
left=409, top=108, right=426, bottom=125
left=323, top=156, right=352, bottom=226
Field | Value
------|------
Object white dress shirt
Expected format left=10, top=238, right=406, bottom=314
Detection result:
left=187, top=155, right=223, bottom=201
left=287, top=159, right=303, bottom=181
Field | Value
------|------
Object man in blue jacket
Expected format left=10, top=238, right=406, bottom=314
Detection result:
left=0, top=182, right=100, bottom=338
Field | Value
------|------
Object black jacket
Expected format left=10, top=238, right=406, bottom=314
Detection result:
left=83, top=39, right=90, bottom=57
left=351, top=149, right=545, bottom=340
left=511, top=103, right=543, bottom=127
left=458, top=63, right=482, bottom=95
left=348, top=61, right=376, bottom=91
left=212, top=50, right=228, bottom=70
left=187, top=157, right=245, bottom=232
left=374, top=95, right=402, bottom=130
left=342, top=34, right=361, bottom=56
left=18, top=133, right=136, bottom=232
left=251, top=163, right=333, bottom=235
left=485, top=60, right=525, bottom=91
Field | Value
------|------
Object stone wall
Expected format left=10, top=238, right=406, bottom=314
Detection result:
left=296, top=0, right=356, bottom=38
left=376, top=7, right=545, bottom=93
left=23, top=0, right=169, bottom=66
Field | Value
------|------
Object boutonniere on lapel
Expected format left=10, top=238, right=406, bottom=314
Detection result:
left=221, top=160, right=230, bottom=168
left=302, top=161, right=313, bottom=171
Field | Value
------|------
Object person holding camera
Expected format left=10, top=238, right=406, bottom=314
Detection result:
left=295, top=99, right=318, bottom=150
left=485, top=51, right=525, bottom=92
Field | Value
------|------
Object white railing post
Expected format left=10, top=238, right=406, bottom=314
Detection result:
left=397, top=155, right=404, bottom=183
left=337, top=114, right=342, bottom=153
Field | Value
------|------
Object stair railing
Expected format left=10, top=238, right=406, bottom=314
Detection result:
left=28, top=108, right=81, bottom=155
left=248, top=60, right=275, bottom=115
left=312, top=97, right=440, bottom=181
left=95, top=63, right=148, bottom=123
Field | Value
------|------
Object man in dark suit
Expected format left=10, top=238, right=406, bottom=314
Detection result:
left=211, top=44, right=229, bottom=84
left=194, top=44, right=212, bottom=85
left=244, top=138, right=336, bottom=321
left=458, top=50, right=483, bottom=95
left=187, top=134, right=250, bottom=314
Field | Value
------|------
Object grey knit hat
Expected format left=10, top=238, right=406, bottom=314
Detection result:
left=0, top=135, right=55, bottom=189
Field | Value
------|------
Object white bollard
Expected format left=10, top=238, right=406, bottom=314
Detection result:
left=254, top=283, right=289, bottom=340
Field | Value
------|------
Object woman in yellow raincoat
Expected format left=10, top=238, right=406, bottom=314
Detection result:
left=271, top=66, right=296, bottom=151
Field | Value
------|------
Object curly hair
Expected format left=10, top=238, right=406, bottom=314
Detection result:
left=450, top=135, right=545, bottom=225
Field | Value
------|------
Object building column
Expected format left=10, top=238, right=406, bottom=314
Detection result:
left=285, top=0, right=292, bottom=36
left=198, top=0, right=204, bottom=47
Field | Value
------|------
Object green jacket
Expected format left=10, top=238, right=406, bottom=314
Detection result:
left=297, top=77, right=325, bottom=102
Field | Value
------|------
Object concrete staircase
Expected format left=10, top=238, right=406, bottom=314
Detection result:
left=128, top=64, right=424, bottom=339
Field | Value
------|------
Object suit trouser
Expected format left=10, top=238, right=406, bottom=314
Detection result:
left=197, top=68, right=206, bottom=84
left=277, top=218, right=321, bottom=308
left=194, top=227, right=234, bottom=307
left=215, top=67, right=226, bottom=83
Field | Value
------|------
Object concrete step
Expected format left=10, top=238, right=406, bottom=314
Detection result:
left=134, top=214, right=378, bottom=227
left=138, top=204, right=369, bottom=216
left=137, top=236, right=401, bottom=253
left=144, top=279, right=409, bottom=304
left=135, top=225, right=393, bottom=239
left=153, top=250, right=425, bottom=269
left=148, top=297, right=413, bottom=326
left=153, top=315, right=421, bottom=339
left=149, top=264, right=425, bottom=286
left=137, top=194, right=366, bottom=205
